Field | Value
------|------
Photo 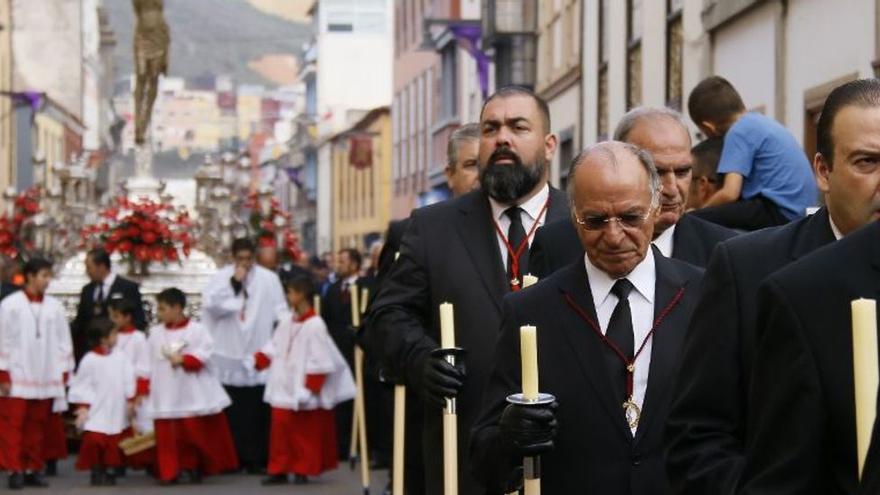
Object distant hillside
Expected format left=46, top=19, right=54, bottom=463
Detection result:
left=105, top=0, right=311, bottom=86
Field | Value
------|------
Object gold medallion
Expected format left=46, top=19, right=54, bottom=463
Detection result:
left=623, top=398, right=641, bottom=429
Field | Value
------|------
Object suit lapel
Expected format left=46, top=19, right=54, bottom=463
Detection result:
left=634, top=249, right=691, bottom=444
left=454, top=192, right=508, bottom=312
left=671, top=215, right=697, bottom=262
left=545, top=187, right=570, bottom=224
left=555, top=261, right=633, bottom=439
left=791, top=207, right=836, bottom=261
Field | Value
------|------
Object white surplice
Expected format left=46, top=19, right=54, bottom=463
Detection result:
left=116, top=329, right=152, bottom=432
left=145, top=320, right=231, bottom=419
left=201, top=264, right=286, bottom=386
left=0, top=291, right=73, bottom=399
left=68, top=349, right=135, bottom=434
left=260, top=314, right=356, bottom=411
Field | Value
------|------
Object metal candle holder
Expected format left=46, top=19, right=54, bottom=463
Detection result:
left=506, top=392, right=556, bottom=492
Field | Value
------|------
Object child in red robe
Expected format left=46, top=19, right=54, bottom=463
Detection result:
left=68, top=318, right=135, bottom=486
left=254, top=276, right=355, bottom=485
left=145, top=288, right=238, bottom=484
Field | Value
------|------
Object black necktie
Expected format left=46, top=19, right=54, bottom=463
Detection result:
left=504, top=206, right=528, bottom=282
left=94, top=283, right=105, bottom=316
left=605, top=279, right=635, bottom=400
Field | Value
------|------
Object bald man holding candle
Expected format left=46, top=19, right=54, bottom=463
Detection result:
left=471, top=142, right=704, bottom=494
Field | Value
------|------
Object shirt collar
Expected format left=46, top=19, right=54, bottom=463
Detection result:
left=91, top=345, right=111, bottom=356
left=652, top=224, right=676, bottom=258
left=295, top=308, right=317, bottom=322
left=488, top=183, right=551, bottom=223
left=118, top=325, right=136, bottom=334
left=583, top=248, right=656, bottom=308
left=103, top=272, right=116, bottom=290
left=828, top=214, right=844, bottom=241
left=24, top=290, right=43, bottom=303
left=343, top=274, right=358, bottom=285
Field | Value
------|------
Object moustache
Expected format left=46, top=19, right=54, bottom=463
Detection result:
left=488, top=147, right=522, bottom=166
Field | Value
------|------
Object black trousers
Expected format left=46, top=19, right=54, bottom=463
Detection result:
left=690, top=195, right=790, bottom=231
left=223, top=384, right=270, bottom=469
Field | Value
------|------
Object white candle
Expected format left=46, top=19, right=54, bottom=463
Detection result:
left=520, top=326, right=539, bottom=401
left=361, top=287, right=369, bottom=315
left=313, top=294, right=321, bottom=315
left=852, top=298, right=878, bottom=479
left=350, top=284, right=360, bottom=327
left=440, top=302, right=455, bottom=349
left=522, top=274, right=538, bottom=288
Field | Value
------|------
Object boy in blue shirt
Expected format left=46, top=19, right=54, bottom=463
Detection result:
left=687, top=76, right=818, bottom=230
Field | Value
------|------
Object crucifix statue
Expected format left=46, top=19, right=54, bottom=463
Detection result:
left=133, top=0, right=169, bottom=147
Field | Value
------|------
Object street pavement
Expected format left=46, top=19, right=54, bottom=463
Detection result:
left=36, top=459, right=389, bottom=494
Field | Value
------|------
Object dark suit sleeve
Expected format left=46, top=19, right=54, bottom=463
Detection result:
left=665, top=244, right=744, bottom=495
left=737, top=279, right=826, bottom=494
left=127, top=281, right=148, bottom=330
left=470, top=296, right=525, bottom=493
left=369, top=211, right=438, bottom=389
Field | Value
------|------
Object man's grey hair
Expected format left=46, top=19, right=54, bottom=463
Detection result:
left=613, top=106, right=691, bottom=144
left=446, top=123, right=481, bottom=168
left=566, top=141, right=661, bottom=207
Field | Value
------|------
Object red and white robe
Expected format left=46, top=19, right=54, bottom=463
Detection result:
left=67, top=346, right=135, bottom=469
left=115, top=325, right=154, bottom=467
left=0, top=290, right=73, bottom=473
left=254, top=309, right=356, bottom=476
left=145, top=319, right=237, bottom=481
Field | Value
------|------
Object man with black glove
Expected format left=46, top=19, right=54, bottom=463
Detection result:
left=471, top=141, right=704, bottom=493
left=370, top=87, right=571, bottom=495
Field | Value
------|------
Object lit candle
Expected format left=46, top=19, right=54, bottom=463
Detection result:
left=520, top=326, right=539, bottom=401
left=522, top=274, right=538, bottom=289
left=350, top=284, right=360, bottom=327
left=852, top=298, right=878, bottom=479
left=439, top=302, right=455, bottom=349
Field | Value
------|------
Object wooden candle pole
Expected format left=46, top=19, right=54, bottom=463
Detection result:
left=313, top=294, right=321, bottom=315
left=439, top=302, right=458, bottom=495
left=392, top=251, right=405, bottom=495
left=853, top=298, right=878, bottom=479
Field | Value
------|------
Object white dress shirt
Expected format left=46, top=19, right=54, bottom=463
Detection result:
left=584, top=249, right=656, bottom=434
left=488, top=184, right=551, bottom=270
left=829, top=215, right=844, bottom=241
left=652, top=224, right=676, bottom=258
left=94, top=272, right=117, bottom=302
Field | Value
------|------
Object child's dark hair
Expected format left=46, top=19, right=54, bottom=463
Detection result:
left=23, top=258, right=52, bottom=278
left=87, top=317, right=115, bottom=348
left=156, top=287, right=186, bottom=308
left=284, top=275, right=317, bottom=302
left=108, top=297, right=137, bottom=318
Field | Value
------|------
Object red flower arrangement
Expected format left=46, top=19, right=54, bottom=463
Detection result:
left=0, top=187, right=41, bottom=259
left=245, top=192, right=302, bottom=262
left=80, top=196, right=192, bottom=264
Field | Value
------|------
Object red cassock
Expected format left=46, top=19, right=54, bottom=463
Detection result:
left=42, top=412, right=68, bottom=462
left=154, top=412, right=239, bottom=481
left=76, top=432, right=124, bottom=470
left=0, top=397, right=52, bottom=472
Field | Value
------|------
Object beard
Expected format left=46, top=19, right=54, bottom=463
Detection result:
left=479, top=147, right=547, bottom=204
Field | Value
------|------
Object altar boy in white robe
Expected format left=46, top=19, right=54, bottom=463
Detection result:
left=201, top=237, right=286, bottom=471
left=253, top=275, right=356, bottom=486
left=68, top=318, right=135, bottom=486
left=0, top=258, right=74, bottom=489
left=147, top=288, right=238, bottom=484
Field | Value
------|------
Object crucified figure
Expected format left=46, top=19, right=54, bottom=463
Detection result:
left=133, top=0, right=169, bottom=146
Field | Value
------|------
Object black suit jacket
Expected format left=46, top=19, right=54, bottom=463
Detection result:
left=321, top=276, right=368, bottom=366
left=665, top=208, right=836, bottom=495
left=738, top=220, right=880, bottom=494
left=370, top=187, right=569, bottom=494
left=72, top=275, right=146, bottom=362
left=529, top=213, right=736, bottom=278
left=0, top=282, right=20, bottom=302
left=471, top=249, right=704, bottom=494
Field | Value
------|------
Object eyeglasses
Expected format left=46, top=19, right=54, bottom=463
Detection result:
left=574, top=210, right=653, bottom=231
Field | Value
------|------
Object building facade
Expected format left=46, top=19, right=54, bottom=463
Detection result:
left=330, top=107, right=392, bottom=251
left=0, top=0, right=13, bottom=194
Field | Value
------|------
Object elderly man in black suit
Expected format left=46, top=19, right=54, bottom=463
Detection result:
left=530, top=107, right=735, bottom=277
left=738, top=219, right=880, bottom=493
left=472, top=141, right=703, bottom=494
left=665, top=78, right=880, bottom=495
left=370, top=86, right=570, bottom=494
left=71, top=248, right=146, bottom=362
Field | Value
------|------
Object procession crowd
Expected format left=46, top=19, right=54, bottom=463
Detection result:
left=0, top=74, right=878, bottom=495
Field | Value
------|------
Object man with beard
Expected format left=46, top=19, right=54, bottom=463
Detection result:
left=369, top=86, right=570, bottom=494
left=665, top=78, right=880, bottom=495
left=530, top=107, right=735, bottom=278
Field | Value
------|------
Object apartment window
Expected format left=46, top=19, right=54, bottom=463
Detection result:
left=597, top=0, right=610, bottom=140
left=626, top=0, right=643, bottom=110
left=439, top=43, right=458, bottom=121
left=558, top=130, right=575, bottom=192
left=666, top=0, right=684, bottom=110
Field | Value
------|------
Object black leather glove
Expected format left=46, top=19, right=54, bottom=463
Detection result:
left=420, top=353, right=466, bottom=408
left=499, top=402, right=558, bottom=457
